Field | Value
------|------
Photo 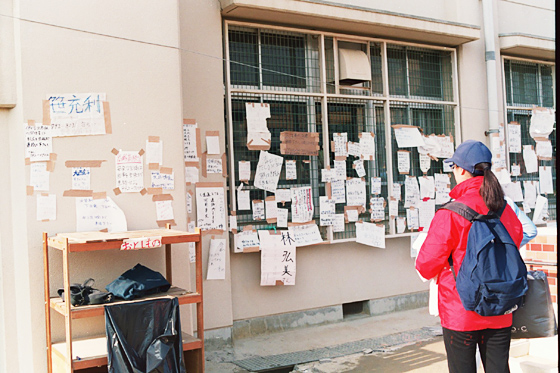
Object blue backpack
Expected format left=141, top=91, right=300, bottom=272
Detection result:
left=441, top=201, right=528, bottom=317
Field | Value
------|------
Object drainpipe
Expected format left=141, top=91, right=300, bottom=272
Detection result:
left=481, top=0, right=500, bottom=134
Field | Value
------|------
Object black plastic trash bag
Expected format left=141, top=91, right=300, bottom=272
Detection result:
left=106, top=263, right=171, bottom=300
left=105, top=297, right=186, bottom=373
left=511, top=270, right=558, bottom=339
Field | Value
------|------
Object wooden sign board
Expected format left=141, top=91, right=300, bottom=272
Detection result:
left=279, top=131, right=320, bottom=156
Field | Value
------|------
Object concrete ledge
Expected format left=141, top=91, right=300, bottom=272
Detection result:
left=204, top=326, right=233, bottom=350
left=233, top=305, right=343, bottom=340
left=366, top=291, right=429, bottom=317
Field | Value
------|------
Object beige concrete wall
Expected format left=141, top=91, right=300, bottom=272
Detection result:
left=4, top=1, right=188, bottom=371
left=497, top=0, right=555, bottom=38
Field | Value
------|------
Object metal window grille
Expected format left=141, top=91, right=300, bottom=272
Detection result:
left=225, top=22, right=460, bottom=241
left=504, top=58, right=555, bottom=221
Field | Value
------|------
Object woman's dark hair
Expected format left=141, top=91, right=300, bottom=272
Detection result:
left=474, top=162, right=504, bottom=212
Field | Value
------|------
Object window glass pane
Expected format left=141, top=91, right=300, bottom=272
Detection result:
left=261, top=32, right=306, bottom=88
left=229, top=28, right=259, bottom=87
left=509, top=61, right=539, bottom=105
left=541, top=65, right=554, bottom=108
left=387, top=46, right=408, bottom=96
left=370, top=43, right=383, bottom=94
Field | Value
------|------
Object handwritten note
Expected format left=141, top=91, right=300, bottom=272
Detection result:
left=277, top=208, right=288, bottom=227
left=151, top=171, right=174, bottom=190
left=207, top=239, right=226, bottom=280
left=121, top=236, right=162, bottom=251
left=47, top=93, right=107, bottom=137
left=535, top=140, right=553, bottom=159
left=511, top=164, right=521, bottom=177
left=356, top=221, right=385, bottom=248
left=115, top=151, right=144, bottom=193
left=319, top=196, right=335, bottom=226
left=334, top=160, right=347, bottom=180
left=346, top=178, right=366, bottom=207
left=188, top=221, right=196, bottom=262
left=347, top=141, right=360, bottom=157
left=265, top=197, right=278, bottom=221
left=389, top=198, right=398, bottom=217
left=30, top=163, right=50, bottom=191
left=252, top=200, right=265, bottom=220
left=507, top=122, right=521, bottom=153
left=392, top=126, right=425, bottom=148
left=333, top=133, right=348, bottom=157
left=155, top=200, right=174, bottom=221
left=146, top=139, right=163, bottom=165
left=392, top=183, right=401, bottom=201
left=331, top=179, right=346, bottom=204
left=246, top=103, right=271, bottom=150
left=397, top=150, right=410, bottom=174
left=503, top=181, right=524, bottom=202
left=238, top=161, right=251, bottom=181
left=370, top=177, right=381, bottom=195
left=288, top=223, right=323, bottom=247
left=333, top=214, right=345, bottom=232
left=37, top=194, right=56, bottom=221
left=406, top=208, right=419, bottom=230
left=237, top=189, right=250, bottom=210
left=206, top=158, right=223, bottom=174
left=25, top=124, right=52, bottom=161
left=369, top=197, right=385, bottom=221
left=539, top=166, right=553, bottom=194
left=523, top=145, right=538, bottom=173
left=419, top=153, right=431, bottom=173
left=285, top=160, right=297, bottom=180
left=523, top=180, right=538, bottom=209
left=359, top=132, right=375, bottom=160
left=291, top=186, right=314, bottom=223
left=229, top=215, right=238, bottom=232
left=196, top=186, right=226, bottom=231
left=353, top=160, right=366, bottom=178
left=260, top=231, right=296, bottom=286
left=235, top=229, right=259, bottom=253
left=346, top=208, right=359, bottom=222
left=322, top=168, right=337, bottom=183
left=183, top=122, right=199, bottom=161
left=275, top=188, right=291, bottom=204
left=404, top=176, right=420, bottom=208
left=254, top=151, right=283, bottom=192
left=72, top=167, right=91, bottom=190
left=280, top=131, right=320, bottom=156
left=433, top=135, right=454, bottom=158
left=76, top=196, right=127, bottom=232
left=187, top=191, right=193, bottom=213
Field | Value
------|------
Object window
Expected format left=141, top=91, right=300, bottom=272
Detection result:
left=504, top=58, right=556, bottom=220
left=225, top=23, right=460, bottom=241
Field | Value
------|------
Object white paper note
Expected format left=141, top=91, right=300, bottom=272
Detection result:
left=539, top=166, right=553, bottom=194
left=146, top=140, right=163, bottom=165
left=511, top=164, right=521, bottom=177
left=418, top=199, right=435, bottom=230
left=76, top=196, right=127, bottom=232
left=235, top=230, right=260, bottom=253
left=47, top=93, right=107, bottom=137
left=370, top=177, right=381, bottom=195
left=418, top=176, right=435, bottom=199
left=406, top=208, right=419, bottom=230
left=30, top=163, right=50, bottom=191
left=393, top=127, right=425, bottom=148
left=331, top=179, right=346, bottom=204
left=187, top=192, right=193, bottom=213
left=529, top=107, right=555, bottom=139
left=404, top=176, right=420, bottom=208
left=188, top=221, right=196, bottom=262
left=535, top=140, right=553, bottom=159
left=346, top=209, right=359, bottom=222
left=507, top=123, right=521, bottom=153
left=389, top=198, right=398, bottom=217
left=396, top=216, right=406, bottom=233
left=151, top=171, right=174, bottom=190
left=523, top=180, right=538, bottom=209
left=319, top=196, right=335, bottom=226
left=523, top=145, right=538, bottom=173
left=275, top=189, right=291, bottom=203
left=291, top=186, right=314, bottom=223
left=277, top=208, right=288, bottom=228
left=503, top=181, right=524, bottom=202
left=333, top=133, right=348, bottom=157
left=285, top=160, right=297, bottom=180
left=392, top=183, right=401, bottom=201
left=155, top=200, right=174, bottom=221
left=532, top=195, right=549, bottom=224
left=254, top=151, right=283, bottom=192
left=260, top=230, right=296, bottom=286
left=288, top=223, right=323, bottom=247
left=369, top=197, right=385, bottom=221
left=334, top=160, right=347, bottom=180
left=321, top=168, right=337, bottom=183
left=72, top=167, right=91, bottom=190
left=238, top=161, right=251, bottom=181
left=25, top=124, right=52, bottom=161
left=206, top=135, right=221, bottom=155
left=196, top=186, right=226, bottom=231
left=353, top=159, right=366, bottom=178
left=252, top=200, right=265, bottom=220
left=419, top=153, right=431, bottom=173
left=397, top=151, right=410, bottom=174
left=346, top=178, right=366, bottom=208
left=229, top=215, right=238, bottom=232
left=183, top=122, right=199, bottom=162
left=185, top=166, right=199, bottom=184
left=355, top=221, right=385, bottom=248
left=347, top=141, right=360, bottom=157
left=333, top=214, right=345, bottom=232
left=359, top=132, right=375, bottom=160
left=265, top=198, right=278, bottom=220
left=206, top=158, right=223, bottom=174
left=37, top=194, right=56, bottom=221
left=115, top=151, right=144, bottom=193
left=207, top=239, right=226, bottom=280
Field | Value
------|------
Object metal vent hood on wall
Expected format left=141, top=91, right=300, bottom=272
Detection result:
left=220, top=0, right=481, bottom=46
left=338, top=49, right=372, bottom=85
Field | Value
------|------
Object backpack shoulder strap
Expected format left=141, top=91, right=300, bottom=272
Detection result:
left=439, top=201, right=479, bottom=222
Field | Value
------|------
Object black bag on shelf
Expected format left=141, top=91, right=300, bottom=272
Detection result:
left=105, top=297, right=186, bottom=373
left=105, top=263, right=171, bottom=300
left=511, top=270, right=558, bottom=339
left=57, top=278, right=114, bottom=306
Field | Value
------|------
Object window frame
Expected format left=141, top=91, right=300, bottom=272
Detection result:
left=224, top=20, right=462, bottom=242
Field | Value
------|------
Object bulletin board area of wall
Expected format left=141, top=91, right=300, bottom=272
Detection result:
left=223, top=20, right=556, bottom=248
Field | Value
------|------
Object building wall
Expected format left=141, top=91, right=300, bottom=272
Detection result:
left=0, top=0, right=555, bottom=371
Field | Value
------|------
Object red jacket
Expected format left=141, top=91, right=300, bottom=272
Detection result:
left=415, top=177, right=523, bottom=331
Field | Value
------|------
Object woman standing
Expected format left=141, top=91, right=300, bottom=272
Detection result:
left=415, top=140, right=523, bottom=373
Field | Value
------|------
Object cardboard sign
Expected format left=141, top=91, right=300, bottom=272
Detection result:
left=280, top=131, right=320, bottom=156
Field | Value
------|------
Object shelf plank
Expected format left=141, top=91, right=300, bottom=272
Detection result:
left=50, top=287, right=201, bottom=319
left=51, top=332, right=202, bottom=371
left=48, top=228, right=201, bottom=252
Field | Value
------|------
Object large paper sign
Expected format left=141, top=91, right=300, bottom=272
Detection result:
left=46, top=93, right=108, bottom=137
left=355, top=221, right=385, bottom=248
left=392, top=125, right=425, bottom=148
left=246, top=103, right=271, bottom=150
left=260, top=230, right=296, bottom=286
left=280, top=131, right=320, bottom=156
left=291, top=186, right=314, bottom=223
left=207, top=238, right=227, bottom=280
left=288, top=223, right=323, bottom=247
left=196, top=185, right=226, bottom=231
left=115, top=151, right=144, bottom=193
left=76, top=196, right=127, bottom=232
left=254, top=151, right=283, bottom=192
left=25, top=124, right=52, bottom=161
